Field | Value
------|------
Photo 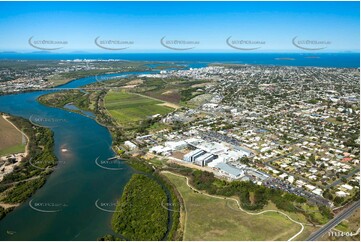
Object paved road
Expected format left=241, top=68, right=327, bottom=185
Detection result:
left=325, top=168, right=360, bottom=189
left=307, top=200, right=360, bottom=241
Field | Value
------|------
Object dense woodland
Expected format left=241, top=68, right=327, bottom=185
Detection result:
left=0, top=115, right=56, bottom=217
left=111, top=174, right=168, bottom=241
left=38, top=90, right=91, bottom=112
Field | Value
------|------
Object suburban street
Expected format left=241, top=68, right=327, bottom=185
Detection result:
left=325, top=168, right=361, bottom=189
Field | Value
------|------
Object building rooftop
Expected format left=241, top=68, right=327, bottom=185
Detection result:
left=215, top=162, right=242, bottom=177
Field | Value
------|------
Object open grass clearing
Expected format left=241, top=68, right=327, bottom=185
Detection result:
left=105, top=90, right=174, bottom=126
left=0, top=116, right=25, bottom=156
left=163, top=172, right=306, bottom=241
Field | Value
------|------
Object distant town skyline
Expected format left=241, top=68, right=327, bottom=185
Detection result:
left=0, top=1, right=359, bottom=52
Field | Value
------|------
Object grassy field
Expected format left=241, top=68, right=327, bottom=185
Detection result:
left=130, top=77, right=211, bottom=105
left=0, top=116, right=25, bottom=156
left=46, top=74, right=74, bottom=87
left=163, top=172, right=304, bottom=241
left=105, top=90, right=174, bottom=126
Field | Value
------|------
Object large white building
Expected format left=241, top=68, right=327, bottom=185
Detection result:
left=194, top=153, right=216, bottom=167
left=165, top=141, right=188, bottom=150
left=215, top=162, right=244, bottom=179
left=124, top=141, right=138, bottom=150
left=335, top=191, right=348, bottom=197
left=184, top=149, right=206, bottom=162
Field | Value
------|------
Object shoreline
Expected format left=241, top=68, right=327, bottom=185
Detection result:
left=0, top=53, right=359, bottom=68
left=0, top=61, right=359, bottom=97
left=0, top=203, right=19, bottom=209
left=0, top=114, right=30, bottom=184
left=0, top=114, right=56, bottom=213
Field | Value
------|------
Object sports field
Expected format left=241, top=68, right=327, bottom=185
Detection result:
left=163, top=172, right=303, bottom=241
left=104, top=90, right=174, bottom=126
left=0, top=115, right=25, bottom=156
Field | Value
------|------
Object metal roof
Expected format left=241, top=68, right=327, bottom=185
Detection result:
left=215, top=162, right=242, bottom=177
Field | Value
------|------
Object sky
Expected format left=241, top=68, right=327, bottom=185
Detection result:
left=0, top=1, right=359, bottom=53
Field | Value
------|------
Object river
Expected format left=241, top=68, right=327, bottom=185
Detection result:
left=0, top=72, right=157, bottom=240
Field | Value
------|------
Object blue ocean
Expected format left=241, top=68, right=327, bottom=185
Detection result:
left=0, top=52, right=359, bottom=68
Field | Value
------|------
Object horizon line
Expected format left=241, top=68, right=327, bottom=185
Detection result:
left=1, top=51, right=360, bottom=54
